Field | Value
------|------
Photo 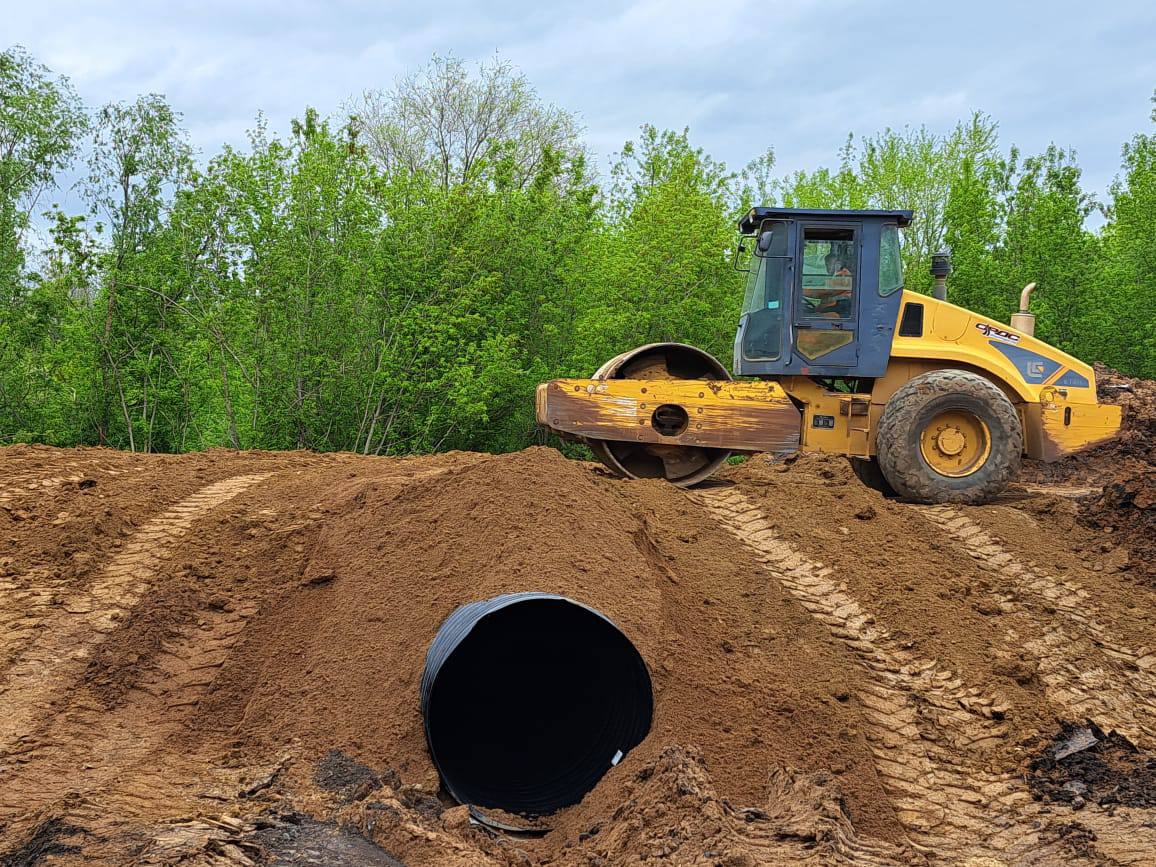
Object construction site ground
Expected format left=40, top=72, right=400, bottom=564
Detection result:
left=2, top=367, right=1155, bottom=866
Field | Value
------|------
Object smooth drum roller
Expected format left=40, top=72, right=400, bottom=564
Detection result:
left=589, top=343, right=732, bottom=486
left=537, top=208, right=1124, bottom=504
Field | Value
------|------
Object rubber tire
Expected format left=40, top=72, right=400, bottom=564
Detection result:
left=849, top=457, right=897, bottom=498
left=876, top=369, right=1022, bottom=505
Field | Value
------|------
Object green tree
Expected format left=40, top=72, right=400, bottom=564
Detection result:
left=83, top=93, right=194, bottom=449
left=775, top=114, right=1000, bottom=292
left=3, top=44, right=1153, bottom=456
left=573, top=126, right=741, bottom=373
left=995, top=146, right=1099, bottom=354
left=0, top=47, right=86, bottom=441
left=1099, top=94, right=1156, bottom=377
left=0, top=46, right=86, bottom=287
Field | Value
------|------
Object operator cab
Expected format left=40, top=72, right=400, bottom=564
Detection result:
left=734, top=207, right=911, bottom=378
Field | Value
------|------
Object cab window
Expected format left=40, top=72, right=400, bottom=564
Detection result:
left=799, top=227, right=856, bottom=320
left=741, top=223, right=788, bottom=314
left=740, top=221, right=788, bottom=360
left=879, top=223, right=903, bottom=295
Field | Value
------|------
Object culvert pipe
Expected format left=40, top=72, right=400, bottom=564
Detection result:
left=421, top=592, right=653, bottom=815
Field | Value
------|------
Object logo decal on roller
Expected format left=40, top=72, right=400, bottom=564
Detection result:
left=975, top=322, right=1020, bottom=344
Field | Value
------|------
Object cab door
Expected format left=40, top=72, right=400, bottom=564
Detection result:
left=792, top=221, right=860, bottom=368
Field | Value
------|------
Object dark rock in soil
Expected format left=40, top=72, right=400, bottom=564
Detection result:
left=1027, top=721, right=1156, bottom=808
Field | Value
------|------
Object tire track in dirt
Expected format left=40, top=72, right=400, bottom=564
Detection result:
left=0, top=467, right=127, bottom=664
left=724, top=791, right=913, bottom=867
left=920, top=506, right=1156, bottom=747
left=699, top=484, right=1156, bottom=864
left=0, top=462, right=464, bottom=860
left=1018, top=485, right=1100, bottom=499
left=0, top=473, right=85, bottom=507
left=0, top=566, right=71, bottom=666
left=0, top=603, right=268, bottom=853
left=0, top=464, right=193, bottom=668
left=135, top=603, right=261, bottom=712
left=0, top=458, right=136, bottom=508
left=0, top=473, right=272, bottom=755
left=691, top=486, right=1054, bottom=862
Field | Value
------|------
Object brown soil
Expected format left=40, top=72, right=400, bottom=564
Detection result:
left=1017, top=363, right=1156, bottom=588
left=1078, top=467, right=1156, bottom=586
left=186, top=447, right=904, bottom=851
left=2, top=433, right=1156, bottom=866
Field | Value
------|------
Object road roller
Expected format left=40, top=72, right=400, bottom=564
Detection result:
left=536, top=207, right=1123, bottom=504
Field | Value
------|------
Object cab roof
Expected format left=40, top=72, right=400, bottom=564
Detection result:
left=738, top=207, right=913, bottom=234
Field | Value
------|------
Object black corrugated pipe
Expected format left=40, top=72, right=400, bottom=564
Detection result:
left=421, top=593, right=653, bottom=815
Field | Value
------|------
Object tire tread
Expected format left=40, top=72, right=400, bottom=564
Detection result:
left=876, top=370, right=1022, bottom=505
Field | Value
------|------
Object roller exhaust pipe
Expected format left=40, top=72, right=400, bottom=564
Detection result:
left=1010, top=282, right=1037, bottom=336
left=421, top=593, right=653, bottom=815
left=931, top=250, right=952, bottom=301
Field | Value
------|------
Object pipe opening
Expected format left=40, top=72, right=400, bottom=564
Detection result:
left=422, top=594, right=653, bottom=815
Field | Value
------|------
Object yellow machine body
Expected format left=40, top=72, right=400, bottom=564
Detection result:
left=536, top=291, right=1122, bottom=466
left=788, top=291, right=1122, bottom=461
left=536, top=207, right=1123, bottom=498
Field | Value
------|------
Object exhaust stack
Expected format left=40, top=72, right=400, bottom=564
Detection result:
left=1011, top=282, right=1037, bottom=336
left=931, top=250, right=952, bottom=301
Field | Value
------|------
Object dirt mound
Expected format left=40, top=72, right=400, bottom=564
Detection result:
left=723, top=452, right=1058, bottom=743
left=1069, top=365, right=1156, bottom=585
left=1015, top=364, right=1156, bottom=585
left=1092, top=363, right=1156, bottom=453
left=1078, top=467, right=1156, bottom=585
left=137, top=746, right=914, bottom=867
left=546, top=746, right=915, bottom=866
left=190, top=446, right=901, bottom=839
left=248, top=747, right=904, bottom=867
left=6, top=443, right=1156, bottom=865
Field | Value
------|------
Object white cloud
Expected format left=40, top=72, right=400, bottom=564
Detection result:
left=4, top=0, right=1154, bottom=204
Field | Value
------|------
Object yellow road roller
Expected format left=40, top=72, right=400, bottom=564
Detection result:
left=537, top=208, right=1122, bottom=503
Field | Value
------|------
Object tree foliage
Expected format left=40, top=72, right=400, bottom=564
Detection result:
left=1, top=51, right=1153, bottom=453
left=1101, top=96, right=1156, bottom=375
left=0, top=46, right=87, bottom=440
left=773, top=114, right=1000, bottom=293
left=350, top=54, right=584, bottom=191
left=0, top=46, right=85, bottom=287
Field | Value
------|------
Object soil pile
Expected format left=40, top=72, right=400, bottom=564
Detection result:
left=545, top=746, right=915, bottom=866
left=1078, top=467, right=1156, bottom=585
left=301, top=745, right=915, bottom=867
left=724, top=451, right=1062, bottom=739
left=191, top=446, right=902, bottom=842
left=5, top=442, right=1156, bottom=865
left=1095, top=362, right=1156, bottom=457
left=1015, top=363, right=1156, bottom=584
left=1068, top=365, right=1156, bottom=585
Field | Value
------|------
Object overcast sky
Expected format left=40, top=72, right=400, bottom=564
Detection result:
left=7, top=1, right=1156, bottom=208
